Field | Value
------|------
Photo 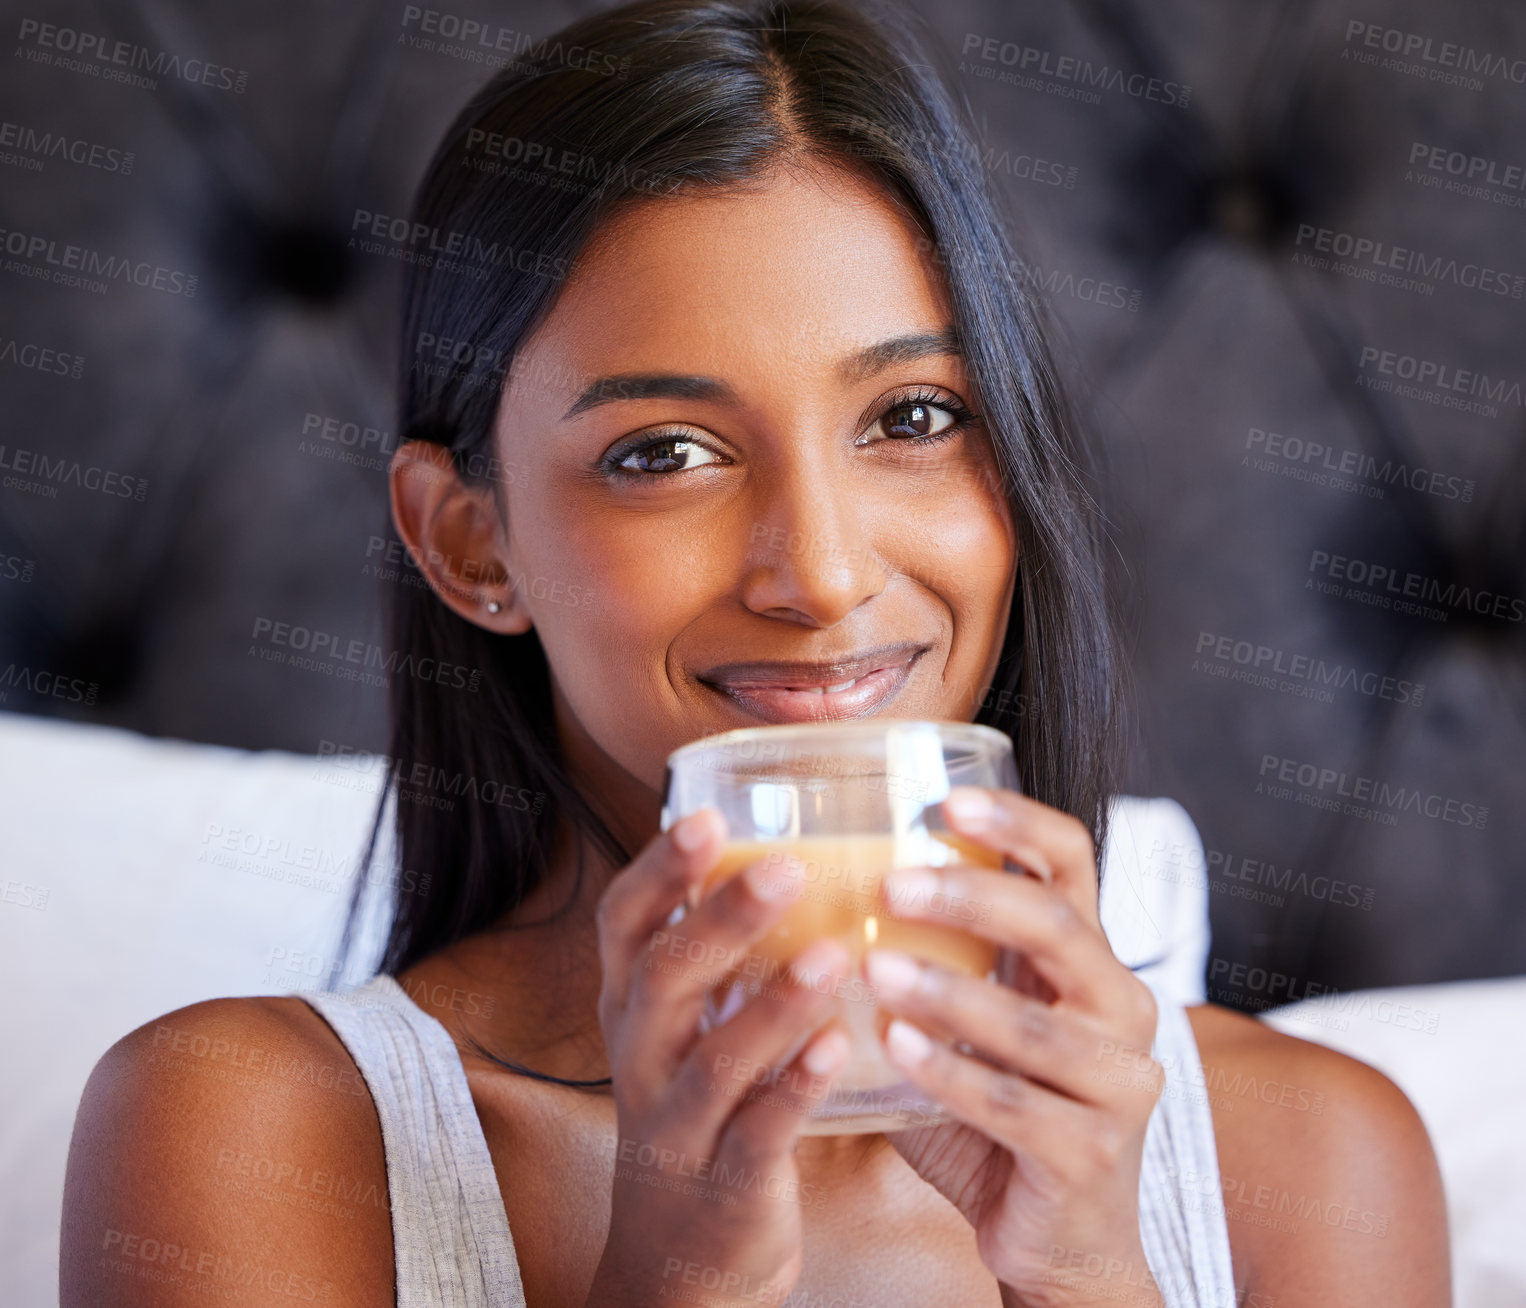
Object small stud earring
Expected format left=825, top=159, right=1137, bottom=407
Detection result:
left=486, top=599, right=502, bottom=615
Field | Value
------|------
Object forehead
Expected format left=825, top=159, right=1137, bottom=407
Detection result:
left=508, top=159, right=955, bottom=397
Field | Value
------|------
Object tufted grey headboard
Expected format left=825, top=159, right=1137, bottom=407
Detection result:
left=0, top=0, right=1521, bottom=1005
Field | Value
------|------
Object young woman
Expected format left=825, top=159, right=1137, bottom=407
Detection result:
left=61, top=1, right=1449, bottom=1304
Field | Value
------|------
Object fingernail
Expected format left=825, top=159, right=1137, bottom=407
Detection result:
left=672, top=810, right=715, bottom=853
left=745, top=852, right=804, bottom=902
left=944, top=787, right=996, bottom=824
left=883, top=868, right=940, bottom=914
left=802, top=1028, right=851, bottom=1077
left=885, top=1018, right=933, bottom=1067
left=865, top=949, right=921, bottom=999
left=788, top=939, right=848, bottom=990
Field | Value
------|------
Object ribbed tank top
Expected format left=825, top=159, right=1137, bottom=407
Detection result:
left=301, top=973, right=1236, bottom=1307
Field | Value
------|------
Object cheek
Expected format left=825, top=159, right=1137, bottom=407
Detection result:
left=517, top=481, right=723, bottom=605
left=509, top=488, right=646, bottom=638
left=878, top=461, right=1015, bottom=620
left=876, top=466, right=1016, bottom=709
left=506, top=484, right=720, bottom=698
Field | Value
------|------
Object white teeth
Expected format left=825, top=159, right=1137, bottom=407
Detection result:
left=781, top=677, right=859, bottom=694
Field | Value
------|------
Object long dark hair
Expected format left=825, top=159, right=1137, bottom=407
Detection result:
left=339, top=0, right=1121, bottom=987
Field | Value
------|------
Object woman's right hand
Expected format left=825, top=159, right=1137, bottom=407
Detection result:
left=585, top=807, right=853, bottom=1308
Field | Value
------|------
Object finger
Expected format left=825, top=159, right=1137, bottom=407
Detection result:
left=941, top=787, right=1101, bottom=928
left=865, top=949, right=1160, bottom=1107
left=615, top=852, right=820, bottom=1082
left=881, top=1016, right=1108, bottom=1165
left=881, top=864, right=1123, bottom=1012
left=657, top=938, right=854, bottom=1139
left=596, top=808, right=727, bottom=1011
left=718, top=1024, right=853, bottom=1183
left=630, top=849, right=810, bottom=1024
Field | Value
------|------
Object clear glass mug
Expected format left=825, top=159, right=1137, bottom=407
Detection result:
left=660, top=718, right=1019, bottom=1135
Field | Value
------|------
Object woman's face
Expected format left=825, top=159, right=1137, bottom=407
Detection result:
left=488, top=158, right=1017, bottom=806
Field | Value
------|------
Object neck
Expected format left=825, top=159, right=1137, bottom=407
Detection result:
left=549, top=676, right=665, bottom=859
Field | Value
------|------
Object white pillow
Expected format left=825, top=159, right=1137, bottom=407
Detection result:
left=1100, top=794, right=1212, bottom=1005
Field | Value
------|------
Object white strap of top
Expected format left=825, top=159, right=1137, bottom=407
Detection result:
left=301, top=976, right=528, bottom=1307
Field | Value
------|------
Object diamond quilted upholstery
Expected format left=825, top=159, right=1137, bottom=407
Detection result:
left=0, top=0, right=1521, bottom=1001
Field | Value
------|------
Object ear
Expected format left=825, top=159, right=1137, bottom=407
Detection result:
left=388, top=440, right=533, bottom=635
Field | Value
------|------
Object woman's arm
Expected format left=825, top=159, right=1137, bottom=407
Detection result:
left=60, top=995, right=395, bottom=1307
left=1188, top=1005, right=1451, bottom=1308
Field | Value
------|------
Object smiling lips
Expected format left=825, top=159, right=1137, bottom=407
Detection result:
left=698, top=640, right=928, bottom=723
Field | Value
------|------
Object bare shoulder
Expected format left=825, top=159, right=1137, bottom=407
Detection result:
left=61, top=994, right=394, bottom=1307
left=1185, top=1003, right=1451, bottom=1308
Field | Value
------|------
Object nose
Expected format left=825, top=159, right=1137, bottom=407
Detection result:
left=738, top=462, right=889, bottom=626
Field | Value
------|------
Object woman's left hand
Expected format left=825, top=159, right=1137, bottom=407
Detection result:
left=866, top=786, right=1166, bottom=1308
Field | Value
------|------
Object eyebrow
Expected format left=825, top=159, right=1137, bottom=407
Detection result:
left=558, top=327, right=965, bottom=420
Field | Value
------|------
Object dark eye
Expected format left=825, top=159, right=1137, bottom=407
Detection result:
left=615, top=437, right=722, bottom=475
left=880, top=401, right=959, bottom=439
